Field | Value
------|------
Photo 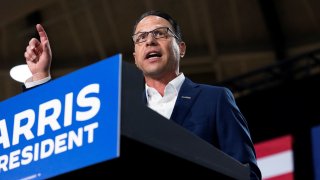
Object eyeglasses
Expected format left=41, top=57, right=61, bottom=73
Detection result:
left=132, top=27, right=179, bottom=44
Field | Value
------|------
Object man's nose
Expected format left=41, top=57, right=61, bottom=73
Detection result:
left=145, top=33, right=157, bottom=45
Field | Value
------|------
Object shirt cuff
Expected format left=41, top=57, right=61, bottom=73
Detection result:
left=24, top=75, right=51, bottom=89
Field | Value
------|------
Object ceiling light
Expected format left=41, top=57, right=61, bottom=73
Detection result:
left=10, top=64, right=32, bottom=83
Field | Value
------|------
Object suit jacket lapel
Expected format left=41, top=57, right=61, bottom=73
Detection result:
left=170, top=78, right=200, bottom=125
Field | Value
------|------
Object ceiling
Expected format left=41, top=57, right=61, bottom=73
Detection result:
left=1, top=0, right=320, bottom=101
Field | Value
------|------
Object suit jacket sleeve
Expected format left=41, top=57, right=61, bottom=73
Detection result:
left=215, top=88, right=261, bottom=180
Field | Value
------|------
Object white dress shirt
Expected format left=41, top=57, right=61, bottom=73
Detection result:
left=24, top=75, right=51, bottom=88
left=145, top=73, right=185, bottom=119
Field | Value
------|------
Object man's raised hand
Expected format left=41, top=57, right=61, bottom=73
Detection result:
left=24, top=24, right=52, bottom=81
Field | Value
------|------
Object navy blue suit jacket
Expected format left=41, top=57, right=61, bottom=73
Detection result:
left=146, top=77, right=261, bottom=179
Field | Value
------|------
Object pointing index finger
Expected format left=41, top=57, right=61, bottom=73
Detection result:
left=36, top=24, right=49, bottom=43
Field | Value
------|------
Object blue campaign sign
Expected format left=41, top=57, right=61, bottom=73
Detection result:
left=312, top=125, right=320, bottom=180
left=0, top=54, right=122, bottom=179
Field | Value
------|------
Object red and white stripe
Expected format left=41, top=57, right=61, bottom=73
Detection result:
left=254, top=135, right=294, bottom=180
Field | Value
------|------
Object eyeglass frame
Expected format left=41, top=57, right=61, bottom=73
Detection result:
left=132, top=27, right=180, bottom=44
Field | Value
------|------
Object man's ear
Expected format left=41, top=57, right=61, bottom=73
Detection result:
left=179, top=42, right=186, bottom=58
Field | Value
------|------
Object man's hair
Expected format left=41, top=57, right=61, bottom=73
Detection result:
left=132, top=10, right=182, bottom=41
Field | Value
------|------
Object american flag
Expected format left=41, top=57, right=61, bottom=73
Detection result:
left=255, top=135, right=294, bottom=180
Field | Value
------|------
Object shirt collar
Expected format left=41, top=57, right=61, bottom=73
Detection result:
left=145, top=73, right=185, bottom=100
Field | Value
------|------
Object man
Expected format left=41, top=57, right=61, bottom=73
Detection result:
left=24, top=10, right=261, bottom=179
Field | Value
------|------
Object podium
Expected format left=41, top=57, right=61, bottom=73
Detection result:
left=48, top=61, right=250, bottom=179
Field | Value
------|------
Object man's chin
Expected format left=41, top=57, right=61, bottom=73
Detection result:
left=143, top=69, right=163, bottom=79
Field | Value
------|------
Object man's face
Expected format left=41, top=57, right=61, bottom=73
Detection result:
left=133, top=15, right=186, bottom=79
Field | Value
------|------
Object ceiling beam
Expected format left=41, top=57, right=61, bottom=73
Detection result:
left=0, top=0, right=55, bottom=27
left=186, top=0, right=202, bottom=45
left=59, top=0, right=86, bottom=63
left=82, top=0, right=106, bottom=59
left=258, top=0, right=286, bottom=61
left=199, top=0, right=218, bottom=57
left=303, top=0, right=320, bottom=31
left=1, top=28, right=8, bottom=65
left=101, top=0, right=121, bottom=51
left=228, top=0, right=242, bottom=43
left=199, top=0, right=221, bottom=80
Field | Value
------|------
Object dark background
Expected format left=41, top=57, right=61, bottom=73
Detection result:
left=1, top=0, right=320, bottom=179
